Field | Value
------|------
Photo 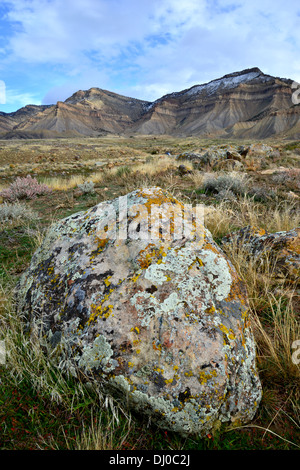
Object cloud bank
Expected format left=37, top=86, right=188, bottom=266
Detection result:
left=1, top=0, right=300, bottom=111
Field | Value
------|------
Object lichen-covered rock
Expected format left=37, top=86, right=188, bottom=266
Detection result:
left=177, top=145, right=249, bottom=171
left=16, top=187, right=262, bottom=436
left=246, top=143, right=274, bottom=157
left=213, top=159, right=245, bottom=172
left=222, top=225, right=300, bottom=284
left=177, top=148, right=226, bottom=169
left=226, top=148, right=243, bottom=162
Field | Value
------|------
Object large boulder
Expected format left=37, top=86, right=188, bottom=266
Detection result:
left=16, top=187, right=262, bottom=436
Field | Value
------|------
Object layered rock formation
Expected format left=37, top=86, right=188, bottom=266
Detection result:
left=131, top=68, right=297, bottom=138
left=1, top=67, right=299, bottom=139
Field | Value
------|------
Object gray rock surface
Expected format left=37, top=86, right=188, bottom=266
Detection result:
left=16, top=187, right=262, bottom=436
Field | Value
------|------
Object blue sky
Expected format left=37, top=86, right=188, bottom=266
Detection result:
left=0, top=0, right=300, bottom=112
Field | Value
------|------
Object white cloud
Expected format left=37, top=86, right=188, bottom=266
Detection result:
left=5, top=0, right=162, bottom=63
left=5, top=88, right=41, bottom=108
left=2, top=0, right=300, bottom=106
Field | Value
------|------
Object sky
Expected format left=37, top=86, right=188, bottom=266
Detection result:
left=0, top=0, right=300, bottom=112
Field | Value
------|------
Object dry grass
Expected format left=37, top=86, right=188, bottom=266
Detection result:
left=42, top=172, right=105, bottom=191
left=220, top=235, right=300, bottom=448
left=131, top=155, right=191, bottom=175
left=1, top=284, right=72, bottom=402
left=203, top=196, right=300, bottom=240
left=222, top=235, right=299, bottom=377
left=42, top=175, right=86, bottom=191
left=67, top=407, right=132, bottom=450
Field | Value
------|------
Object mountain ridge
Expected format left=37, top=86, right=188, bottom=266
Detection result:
left=1, top=68, right=299, bottom=140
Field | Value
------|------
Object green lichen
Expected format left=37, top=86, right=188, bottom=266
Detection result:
left=77, top=335, right=116, bottom=373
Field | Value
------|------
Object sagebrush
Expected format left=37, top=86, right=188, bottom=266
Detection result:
left=0, top=175, right=52, bottom=201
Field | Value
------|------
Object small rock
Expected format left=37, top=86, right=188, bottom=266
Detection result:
left=213, top=159, right=244, bottom=171
left=178, top=164, right=192, bottom=176
left=226, top=149, right=242, bottom=162
left=246, top=143, right=273, bottom=157
left=237, top=146, right=250, bottom=157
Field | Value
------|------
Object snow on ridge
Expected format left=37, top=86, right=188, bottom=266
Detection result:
left=142, top=70, right=273, bottom=111
left=185, top=71, right=272, bottom=97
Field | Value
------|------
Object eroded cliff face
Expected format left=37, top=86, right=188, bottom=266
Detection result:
left=1, top=67, right=299, bottom=139
left=0, top=104, right=51, bottom=134
left=130, top=70, right=297, bottom=138
left=11, top=89, right=150, bottom=136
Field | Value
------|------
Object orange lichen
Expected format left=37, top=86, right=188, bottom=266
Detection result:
left=137, top=189, right=184, bottom=215
left=152, top=340, right=162, bottom=351
left=202, top=242, right=220, bottom=255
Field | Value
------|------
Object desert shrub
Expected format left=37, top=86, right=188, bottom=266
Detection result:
left=77, top=180, right=95, bottom=194
left=0, top=175, right=52, bottom=201
left=116, top=166, right=132, bottom=178
left=203, top=172, right=249, bottom=196
left=0, top=201, right=38, bottom=224
left=283, top=141, right=300, bottom=151
left=272, top=169, right=300, bottom=190
left=215, top=188, right=236, bottom=201
left=247, top=185, right=277, bottom=202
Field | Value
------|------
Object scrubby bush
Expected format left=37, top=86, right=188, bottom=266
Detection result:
left=0, top=201, right=38, bottom=224
left=215, top=188, right=236, bottom=201
left=0, top=175, right=52, bottom=201
left=272, top=168, right=300, bottom=190
left=77, top=180, right=95, bottom=194
left=247, top=185, right=277, bottom=202
left=203, top=172, right=249, bottom=196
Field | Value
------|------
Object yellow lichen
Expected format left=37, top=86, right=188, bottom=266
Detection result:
left=88, top=301, right=114, bottom=324
left=205, top=305, right=216, bottom=315
left=198, top=369, right=218, bottom=385
left=137, top=243, right=167, bottom=269
left=219, top=323, right=236, bottom=341
left=104, top=276, right=112, bottom=286
left=131, top=326, right=140, bottom=334
left=184, top=370, right=194, bottom=377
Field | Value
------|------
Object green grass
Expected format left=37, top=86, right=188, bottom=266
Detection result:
left=283, top=141, right=300, bottom=151
left=0, top=226, right=38, bottom=284
left=0, top=359, right=297, bottom=450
